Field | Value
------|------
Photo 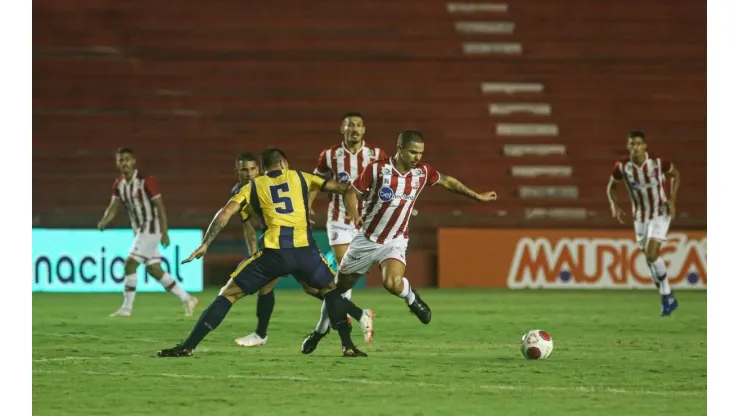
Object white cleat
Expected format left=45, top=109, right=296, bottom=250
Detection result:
left=183, top=297, right=199, bottom=317
left=360, top=309, right=375, bottom=344
left=109, top=307, right=132, bottom=317
left=234, top=332, right=268, bottom=347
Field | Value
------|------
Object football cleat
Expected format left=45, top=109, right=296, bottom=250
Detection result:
left=408, top=289, right=432, bottom=324
left=157, top=345, right=193, bottom=357
left=301, top=330, right=329, bottom=355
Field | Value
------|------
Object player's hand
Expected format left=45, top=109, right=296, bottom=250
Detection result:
left=476, top=191, right=497, bottom=202
left=667, top=199, right=677, bottom=219
left=611, top=204, right=626, bottom=224
left=96, top=220, right=106, bottom=231
left=161, top=232, right=171, bottom=248
left=345, top=211, right=364, bottom=227
left=182, top=244, right=208, bottom=264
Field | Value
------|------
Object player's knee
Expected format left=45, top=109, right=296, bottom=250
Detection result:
left=645, top=251, right=659, bottom=264
left=219, top=280, right=246, bottom=302
left=258, top=287, right=273, bottom=296
left=124, top=258, right=139, bottom=275
left=145, top=263, right=164, bottom=278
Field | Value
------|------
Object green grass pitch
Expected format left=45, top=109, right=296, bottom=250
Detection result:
left=33, top=289, right=706, bottom=415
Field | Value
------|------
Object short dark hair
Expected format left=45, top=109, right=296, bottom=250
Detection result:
left=236, top=152, right=257, bottom=164
left=397, top=129, right=424, bottom=148
left=260, top=147, right=288, bottom=169
left=628, top=130, right=646, bottom=141
left=341, top=112, right=365, bottom=123
left=115, top=147, right=134, bottom=157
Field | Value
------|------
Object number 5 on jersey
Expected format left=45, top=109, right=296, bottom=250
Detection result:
left=269, top=183, right=294, bottom=214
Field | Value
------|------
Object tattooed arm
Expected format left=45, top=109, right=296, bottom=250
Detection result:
left=436, top=173, right=497, bottom=202
left=182, top=200, right=242, bottom=264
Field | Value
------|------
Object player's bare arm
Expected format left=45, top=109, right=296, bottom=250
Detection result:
left=182, top=200, right=242, bottom=264
left=307, top=189, right=319, bottom=224
left=664, top=165, right=681, bottom=218
left=152, top=197, right=170, bottom=248
left=242, top=220, right=258, bottom=254
left=97, top=197, right=120, bottom=230
left=342, top=185, right=365, bottom=226
left=606, top=177, right=626, bottom=224
left=437, top=173, right=497, bottom=202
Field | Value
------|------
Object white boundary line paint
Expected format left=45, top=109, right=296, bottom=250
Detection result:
left=32, top=368, right=705, bottom=398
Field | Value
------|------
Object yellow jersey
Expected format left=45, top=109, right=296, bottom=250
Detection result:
left=229, top=170, right=327, bottom=249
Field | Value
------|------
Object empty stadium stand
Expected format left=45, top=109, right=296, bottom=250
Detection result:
left=33, top=0, right=706, bottom=241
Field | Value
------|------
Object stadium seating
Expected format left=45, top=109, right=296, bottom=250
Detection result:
left=33, top=0, right=706, bottom=236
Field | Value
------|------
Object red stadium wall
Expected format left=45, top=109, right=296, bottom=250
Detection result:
left=33, top=0, right=705, bottom=287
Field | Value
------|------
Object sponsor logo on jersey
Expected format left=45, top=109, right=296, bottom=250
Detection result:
left=337, top=171, right=351, bottom=183
left=378, top=187, right=394, bottom=202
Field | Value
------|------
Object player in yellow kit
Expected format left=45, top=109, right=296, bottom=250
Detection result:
left=157, top=148, right=373, bottom=358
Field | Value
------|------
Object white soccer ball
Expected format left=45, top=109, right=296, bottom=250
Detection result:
left=520, top=329, right=554, bottom=360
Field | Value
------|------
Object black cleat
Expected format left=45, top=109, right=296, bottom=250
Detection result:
left=408, top=289, right=432, bottom=324
left=301, top=330, right=329, bottom=355
left=157, top=345, right=193, bottom=357
left=342, top=346, right=368, bottom=357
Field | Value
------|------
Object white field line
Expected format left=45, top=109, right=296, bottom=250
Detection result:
left=32, top=368, right=705, bottom=398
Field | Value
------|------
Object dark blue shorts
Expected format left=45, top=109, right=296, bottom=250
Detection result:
left=230, top=247, right=336, bottom=295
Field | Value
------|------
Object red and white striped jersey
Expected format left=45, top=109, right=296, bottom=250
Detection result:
left=351, top=158, right=441, bottom=244
left=112, top=170, right=162, bottom=234
left=611, top=153, right=673, bottom=222
left=314, top=142, right=387, bottom=224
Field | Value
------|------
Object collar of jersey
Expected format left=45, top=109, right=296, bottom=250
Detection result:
left=342, top=141, right=365, bottom=155
left=265, top=170, right=283, bottom=178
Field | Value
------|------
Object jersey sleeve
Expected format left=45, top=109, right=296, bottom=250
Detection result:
left=229, top=182, right=252, bottom=208
left=658, top=156, right=673, bottom=173
left=239, top=207, right=251, bottom=222
left=611, top=162, right=624, bottom=181
left=377, top=148, right=389, bottom=159
left=144, top=176, right=162, bottom=199
left=301, top=171, right=328, bottom=192
left=352, top=163, right=375, bottom=193
left=425, top=164, right=442, bottom=186
left=314, top=149, right=332, bottom=178
left=111, top=178, right=121, bottom=199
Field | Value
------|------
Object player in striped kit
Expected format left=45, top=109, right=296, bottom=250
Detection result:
left=98, top=148, right=199, bottom=317
left=607, top=131, right=681, bottom=316
left=307, top=112, right=387, bottom=336
left=302, top=130, right=497, bottom=354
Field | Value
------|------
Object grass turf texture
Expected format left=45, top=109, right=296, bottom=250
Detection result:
left=33, top=289, right=706, bottom=415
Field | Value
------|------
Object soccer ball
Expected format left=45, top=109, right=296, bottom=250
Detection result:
left=520, top=329, right=553, bottom=360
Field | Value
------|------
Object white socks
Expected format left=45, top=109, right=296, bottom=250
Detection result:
left=159, top=273, right=191, bottom=302
left=316, top=301, right=331, bottom=334
left=122, top=274, right=137, bottom=309
left=399, top=277, right=416, bottom=305
left=649, top=257, right=672, bottom=295
left=315, top=289, right=354, bottom=334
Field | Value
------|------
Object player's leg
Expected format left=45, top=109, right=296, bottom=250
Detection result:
left=234, top=277, right=279, bottom=347
left=110, top=256, right=141, bottom=317
left=295, top=247, right=369, bottom=357
left=379, top=258, right=431, bottom=324
left=301, top=240, right=374, bottom=354
left=644, top=216, right=678, bottom=316
left=158, top=250, right=283, bottom=357
left=145, top=261, right=199, bottom=316
left=331, top=243, right=352, bottom=300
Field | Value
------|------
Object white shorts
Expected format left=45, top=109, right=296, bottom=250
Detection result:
left=634, top=215, right=671, bottom=249
left=128, top=232, right=162, bottom=266
left=327, top=220, right=358, bottom=246
left=338, top=233, right=408, bottom=275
